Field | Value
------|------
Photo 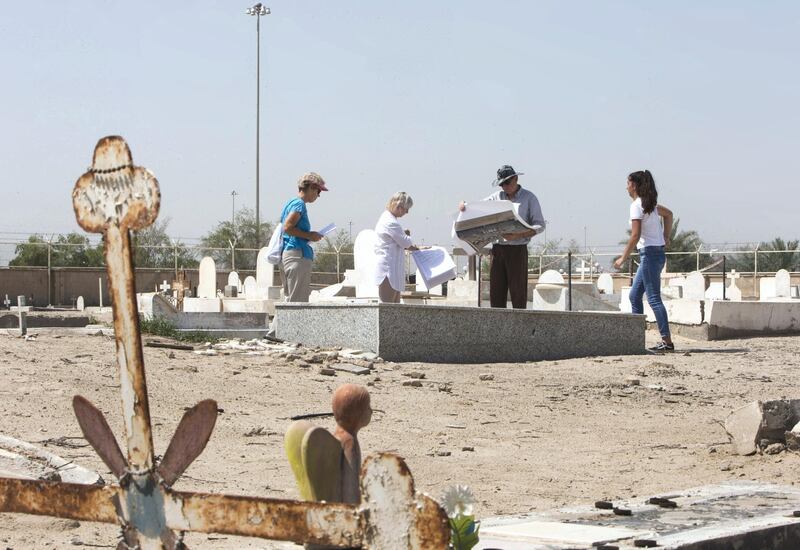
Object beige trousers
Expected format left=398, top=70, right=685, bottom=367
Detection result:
left=378, top=277, right=401, bottom=303
left=281, top=249, right=312, bottom=302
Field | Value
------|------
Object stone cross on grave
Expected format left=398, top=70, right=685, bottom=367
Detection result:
left=159, top=280, right=171, bottom=293
left=0, top=136, right=449, bottom=550
left=575, top=260, right=592, bottom=281
left=2, top=294, right=9, bottom=309
left=171, top=270, right=190, bottom=311
left=727, top=269, right=741, bottom=284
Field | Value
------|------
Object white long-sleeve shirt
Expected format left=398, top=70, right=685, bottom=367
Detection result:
left=372, top=210, right=413, bottom=291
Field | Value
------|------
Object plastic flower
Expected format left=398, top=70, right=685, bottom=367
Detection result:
left=441, top=484, right=475, bottom=518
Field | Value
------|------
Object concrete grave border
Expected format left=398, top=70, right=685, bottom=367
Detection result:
left=276, top=303, right=645, bottom=363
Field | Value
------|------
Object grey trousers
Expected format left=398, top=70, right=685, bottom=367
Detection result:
left=282, top=249, right=312, bottom=303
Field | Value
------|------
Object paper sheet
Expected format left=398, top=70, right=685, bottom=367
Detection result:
left=317, top=222, right=337, bottom=236
left=411, top=246, right=457, bottom=290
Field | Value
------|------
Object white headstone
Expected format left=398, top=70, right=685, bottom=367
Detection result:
left=684, top=271, right=706, bottom=300
left=256, top=247, right=275, bottom=288
left=159, top=280, right=171, bottom=293
left=354, top=229, right=380, bottom=298
left=227, top=271, right=241, bottom=292
left=759, top=277, right=776, bottom=300
left=705, top=282, right=725, bottom=300
left=76, top=296, right=85, bottom=311
left=726, top=270, right=742, bottom=301
left=197, top=257, right=217, bottom=299
left=243, top=276, right=257, bottom=298
left=537, top=270, right=565, bottom=287
left=775, top=269, right=791, bottom=298
left=596, top=273, right=614, bottom=295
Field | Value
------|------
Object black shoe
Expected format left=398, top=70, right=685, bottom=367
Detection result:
left=649, top=341, right=675, bottom=352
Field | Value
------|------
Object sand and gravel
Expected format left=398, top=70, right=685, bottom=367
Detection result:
left=1, top=326, right=798, bottom=548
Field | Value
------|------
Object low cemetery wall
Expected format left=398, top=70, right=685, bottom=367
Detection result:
left=0, top=267, right=346, bottom=307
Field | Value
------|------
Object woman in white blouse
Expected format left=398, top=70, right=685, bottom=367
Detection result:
left=373, top=192, right=419, bottom=303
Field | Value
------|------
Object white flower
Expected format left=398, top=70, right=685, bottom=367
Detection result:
left=441, top=484, right=474, bottom=517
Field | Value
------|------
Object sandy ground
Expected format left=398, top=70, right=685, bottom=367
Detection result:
left=1, top=326, right=799, bottom=548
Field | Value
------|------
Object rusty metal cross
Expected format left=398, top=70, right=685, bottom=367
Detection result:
left=0, top=136, right=449, bottom=549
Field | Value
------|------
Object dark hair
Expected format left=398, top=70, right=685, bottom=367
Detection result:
left=628, top=170, right=658, bottom=214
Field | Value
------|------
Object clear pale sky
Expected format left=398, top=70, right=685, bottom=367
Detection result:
left=1, top=1, right=798, bottom=253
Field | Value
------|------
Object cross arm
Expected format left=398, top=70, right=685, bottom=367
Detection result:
left=0, top=477, right=361, bottom=547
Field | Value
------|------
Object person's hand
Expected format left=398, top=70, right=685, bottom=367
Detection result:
left=502, top=232, right=523, bottom=241
left=404, top=229, right=411, bottom=236
left=458, top=201, right=466, bottom=212
left=613, top=257, right=625, bottom=270
left=408, top=245, right=419, bottom=252
left=309, top=232, right=324, bottom=242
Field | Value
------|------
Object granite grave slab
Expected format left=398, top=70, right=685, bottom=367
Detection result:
left=275, top=303, right=644, bottom=363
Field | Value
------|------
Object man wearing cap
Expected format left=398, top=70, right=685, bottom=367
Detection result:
left=459, top=165, right=545, bottom=309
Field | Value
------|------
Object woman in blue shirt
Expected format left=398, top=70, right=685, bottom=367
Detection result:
left=280, top=172, right=327, bottom=302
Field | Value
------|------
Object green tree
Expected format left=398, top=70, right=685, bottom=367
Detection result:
left=132, top=218, right=198, bottom=269
left=10, top=233, right=105, bottom=267
left=200, top=207, right=273, bottom=270
left=745, top=238, right=800, bottom=273
left=313, top=230, right=354, bottom=275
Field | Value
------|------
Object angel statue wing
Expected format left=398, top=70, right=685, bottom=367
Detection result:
left=285, top=420, right=343, bottom=502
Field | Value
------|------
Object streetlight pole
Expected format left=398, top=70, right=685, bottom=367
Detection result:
left=246, top=3, right=270, bottom=248
left=231, top=190, right=238, bottom=233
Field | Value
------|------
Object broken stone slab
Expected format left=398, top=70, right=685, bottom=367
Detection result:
left=0, top=434, right=102, bottom=484
left=724, top=399, right=800, bottom=455
left=330, top=363, right=371, bottom=375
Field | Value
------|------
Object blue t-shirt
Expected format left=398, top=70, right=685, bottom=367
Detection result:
left=281, top=197, right=313, bottom=259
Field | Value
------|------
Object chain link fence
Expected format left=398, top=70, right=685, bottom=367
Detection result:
left=3, top=236, right=798, bottom=283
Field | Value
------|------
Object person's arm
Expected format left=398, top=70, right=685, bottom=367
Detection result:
left=657, top=204, right=673, bottom=248
left=613, top=219, right=641, bottom=269
left=385, top=220, right=415, bottom=250
left=502, top=195, right=544, bottom=241
left=283, top=211, right=322, bottom=242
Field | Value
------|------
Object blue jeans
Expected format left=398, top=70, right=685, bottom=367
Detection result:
left=629, top=246, right=670, bottom=339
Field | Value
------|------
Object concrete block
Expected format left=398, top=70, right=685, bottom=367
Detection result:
left=275, top=303, right=645, bottom=363
left=706, top=300, right=800, bottom=338
left=222, top=298, right=271, bottom=313
left=725, top=400, right=800, bottom=455
left=182, top=297, right=222, bottom=313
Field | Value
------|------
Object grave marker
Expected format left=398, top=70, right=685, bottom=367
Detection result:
left=726, top=269, right=742, bottom=301
left=16, top=296, right=26, bottom=336
left=243, top=275, right=257, bottom=298
left=775, top=269, right=791, bottom=298
left=159, top=280, right=171, bottom=293
left=228, top=271, right=242, bottom=293
left=3, top=295, right=10, bottom=309
left=256, top=246, right=275, bottom=288
left=76, top=296, right=85, bottom=311
left=596, top=273, right=613, bottom=295
left=197, top=256, right=217, bottom=298
left=684, top=271, right=706, bottom=300
left=354, top=230, right=379, bottom=298
left=575, top=260, right=591, bottom=281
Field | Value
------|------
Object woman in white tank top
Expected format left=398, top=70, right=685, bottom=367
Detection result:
left=613, top=170, right=675, bottom=351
